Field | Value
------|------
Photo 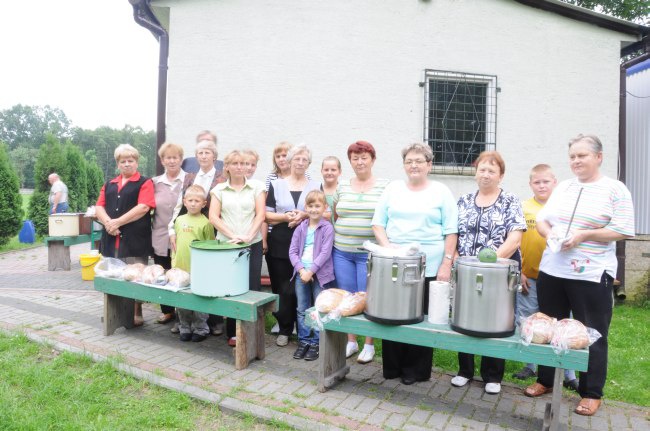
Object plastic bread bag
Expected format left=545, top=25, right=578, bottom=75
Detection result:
left=551, top=318, right=602, bottom=354
left=310, top=288, right=350, bottom=329
left=329, top=292, right=367, bottom=320
left=520, top=312, right=556, bottom=346
left=94, top=257, right=127, bottom=279
left=123, top=263, right=146, bottom=282
left=362, top=240, right=420, bottom=257
left=315, top=288, right=350, bottom=313
left=141, top=264, right=166, bottom=285
left=165, top=268, right=190, bottom=288
left=546, top=226, right=573, bottom=253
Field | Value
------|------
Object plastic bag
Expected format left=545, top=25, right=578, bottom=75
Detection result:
left=94, top=257, right=127, bottom=279
left=362, top=240, right=420, bottom=257
left=551, top=318, right=601, bottom=354
left=315, top=288, right=350, bottom=313
left=142, top=264, right=166, bottom=285
left=520, top=312, right=556, bottom=346
left=165, top=268, right=190, bottom=288
left=123, top=263, right=146, bottom=282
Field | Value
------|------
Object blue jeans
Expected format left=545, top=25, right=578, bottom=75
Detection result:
left=50, top=202, right=69, bottom=214
left=295, top=276, right=328, bottom=345
left=332, top=248, right=368, bottom=293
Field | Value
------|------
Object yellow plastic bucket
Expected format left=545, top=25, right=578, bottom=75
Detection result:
left=80, top=253, right=101, bottom=281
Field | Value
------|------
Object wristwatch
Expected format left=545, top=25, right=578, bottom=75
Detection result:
left=445, top=254, right=453, bottom=261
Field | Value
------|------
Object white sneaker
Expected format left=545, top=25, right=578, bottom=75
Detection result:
left=357, top=346, right=375, bottom=364
left=170, top=322, right=180, bottom=334
left=345, top=343, right=359, bottom=358
left=276, top=335, right=289, bottom=347
left=271, top=323, right=280, bottom=334
left=485, top=383, right=501, bottom=394
left=451, top=375, right=470, bottom=387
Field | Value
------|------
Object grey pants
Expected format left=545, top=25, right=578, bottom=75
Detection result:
left=177, top=308, right=209, bottom=336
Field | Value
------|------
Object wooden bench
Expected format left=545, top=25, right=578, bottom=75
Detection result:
left=44, top=230, right=101, bottom=271
left=94, top=277, right=278, bottom=370
left=306, top=311, right=588, bottom=431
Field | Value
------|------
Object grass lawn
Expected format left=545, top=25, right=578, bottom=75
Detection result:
left=0, top=192, right=42, bottom=254
left=0, top=332, right=288, bottom=430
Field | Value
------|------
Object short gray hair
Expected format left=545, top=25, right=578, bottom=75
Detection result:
left=568, top=134, right=602, bottom=154
left=286, top=143, right=312, bottom=164
left=401, top=143, right=433, bottom=163
left=195, top=140, right=218, bottom=159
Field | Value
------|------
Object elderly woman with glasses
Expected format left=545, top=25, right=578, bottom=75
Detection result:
left=372, top=143, right=458, bottom=384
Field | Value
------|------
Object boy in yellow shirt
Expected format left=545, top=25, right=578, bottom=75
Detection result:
left=171, top=185, right=215, bottom=342
left=513, top=165, right=578, bottom=391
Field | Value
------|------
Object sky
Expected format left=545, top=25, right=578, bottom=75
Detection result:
left=0, top=1, right=159, bottom=131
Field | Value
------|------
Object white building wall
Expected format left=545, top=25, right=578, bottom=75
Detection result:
left=152, top=0, right=635, bottom=200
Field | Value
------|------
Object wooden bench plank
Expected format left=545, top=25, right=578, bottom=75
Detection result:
left=95, top=277, right=277, bottom=321
left=95, top=277, right=278, bottom=370
left=45, top=234, right=93, bottom=247
left=307, top=310, right=588, bottom=371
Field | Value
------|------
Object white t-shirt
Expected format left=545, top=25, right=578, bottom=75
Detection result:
left=537, top=176, right=634, bottom=282
left=49, top=180, right=68, bottom=204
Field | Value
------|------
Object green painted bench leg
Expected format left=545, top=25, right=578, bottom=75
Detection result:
left=543, top=367, right=564, bottom=431
left=102, top=293, right=135, bottom=336
left=48, top=241, right=71, bottom=271
left=318, top=328, right=349, bottom=392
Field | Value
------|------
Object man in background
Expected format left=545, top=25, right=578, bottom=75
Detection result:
left=48, top=173, right=69, bottom=214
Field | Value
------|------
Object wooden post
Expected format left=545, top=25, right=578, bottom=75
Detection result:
left=318, top=328, right=349, bottom=392
left=103, top=293, right=135, bottom=336
left=47, top=241, right=71, bottom=271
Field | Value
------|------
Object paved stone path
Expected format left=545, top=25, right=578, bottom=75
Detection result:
left=0, top=244, right=648, bottom=430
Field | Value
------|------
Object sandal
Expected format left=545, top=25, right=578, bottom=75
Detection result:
left=524, top=382, right=552, bottom=397
left=156, top=313, right=175, bottom=324
left=575, top=398, right=601, bottom=416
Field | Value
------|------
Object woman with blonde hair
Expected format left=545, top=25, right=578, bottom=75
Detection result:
left=210, top=150, right=266, bottom=346
left=95, top=144, right=156, bottom=326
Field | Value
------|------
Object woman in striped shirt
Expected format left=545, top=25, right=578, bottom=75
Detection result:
left=524, top=134, right=635, bottom=417
left=333, top=141, right=389, bottom=364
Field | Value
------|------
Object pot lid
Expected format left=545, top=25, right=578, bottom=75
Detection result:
left=455, top=256, right=518, bottom=267
left=190, top=240, right=250, bottom=250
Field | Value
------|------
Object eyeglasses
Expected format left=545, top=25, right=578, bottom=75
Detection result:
left=403, top=159, right=428, bottom=166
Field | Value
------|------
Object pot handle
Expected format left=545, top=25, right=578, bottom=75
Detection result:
left=233, top=248, right=251, bottom=263
left=475, top=273, right=483, bottom=293
left=366, top=255, right=372, bottom=278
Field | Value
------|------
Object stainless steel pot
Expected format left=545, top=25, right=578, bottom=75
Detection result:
left=450, top=256, right=520, bottom=337
left=364, top=252, right=426, bottom=325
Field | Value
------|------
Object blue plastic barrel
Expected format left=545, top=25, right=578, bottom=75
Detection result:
left=18, top=220, right=36, bottom=243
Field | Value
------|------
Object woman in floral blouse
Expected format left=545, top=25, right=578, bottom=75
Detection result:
left=450, top=151, right=526, bottom=395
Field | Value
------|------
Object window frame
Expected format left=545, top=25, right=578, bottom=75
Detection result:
left=423, top=69, right=498, bottom=175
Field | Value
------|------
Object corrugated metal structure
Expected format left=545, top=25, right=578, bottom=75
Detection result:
left=626, top=58, right=650, bottom=234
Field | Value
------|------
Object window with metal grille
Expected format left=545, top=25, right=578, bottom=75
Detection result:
left=424, top=70, right=497, bottom=175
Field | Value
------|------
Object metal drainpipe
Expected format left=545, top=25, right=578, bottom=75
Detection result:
left=129, top=0, right=168, bottom=176
left=616, top=65, right=627, bottom=299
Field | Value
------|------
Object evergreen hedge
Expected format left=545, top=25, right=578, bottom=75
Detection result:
left=0, top=143, right=23, bottom=245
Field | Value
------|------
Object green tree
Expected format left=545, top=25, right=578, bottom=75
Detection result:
left=560, top=1, right=649, bottom=24
left=0, top=104, right=72, bottom=151
left=8, top=146, right=38, bottom=188
left=28, top=135, right=69, bottom=236
left=85, top=151, right=105, bottom=205
left=0, top=143, right=23, bottom=246
left=64, top=143, right=88, bottom=212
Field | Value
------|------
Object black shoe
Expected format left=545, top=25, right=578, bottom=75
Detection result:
left=512, top=367, right=536, bottom=380
left=179, top=333, right=192, bottom=342
left=293, top=342, right=310, bottom=359
left=401, top=376, right=416, bottom=385
left=304, top=344, right=319, bottom=361
left=192, top=333, right=207, bottom=342
left=563, top=379, right=579, bottom=392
